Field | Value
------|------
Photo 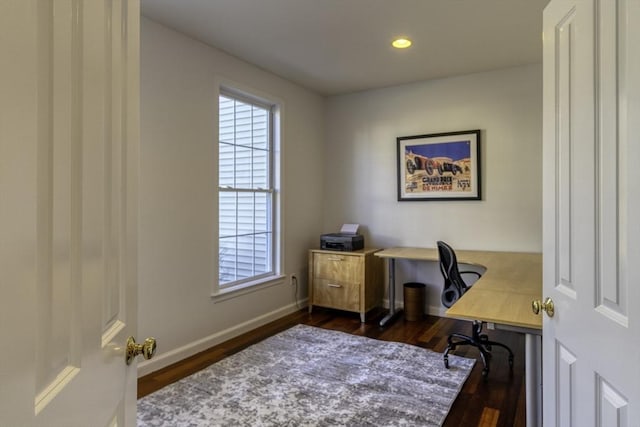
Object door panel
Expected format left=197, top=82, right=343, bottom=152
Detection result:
left=594, top=0, right=629, bottom=327
left=543, top=0, right=640, bottom=425
left=596, top=376, right=628, bottom=426
left=35, top=0, right=82, bottom=411
left=556, top=344, right=577, bottom=427
left=554, top=5, right=576, bottom=298
left=0, top=1, right=140, bottom=426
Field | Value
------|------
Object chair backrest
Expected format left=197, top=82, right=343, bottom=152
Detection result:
left=437, top=241, right=470, bottom=308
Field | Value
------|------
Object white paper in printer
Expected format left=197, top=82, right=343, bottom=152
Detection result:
left=340, top=223, right=359, bottom=234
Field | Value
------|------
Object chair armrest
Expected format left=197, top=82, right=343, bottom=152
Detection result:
left=460, top=270, right=481, bottom=278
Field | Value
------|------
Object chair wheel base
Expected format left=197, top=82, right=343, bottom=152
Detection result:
left=443, top=321, right=515, bottom=379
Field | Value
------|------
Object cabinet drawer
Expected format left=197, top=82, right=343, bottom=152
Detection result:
left=312, top=278, right=360, bottom=311
left=313, top=253, right=361, bottom=282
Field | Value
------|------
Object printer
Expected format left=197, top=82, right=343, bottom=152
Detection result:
left=320, top=224, right=364, bottom=251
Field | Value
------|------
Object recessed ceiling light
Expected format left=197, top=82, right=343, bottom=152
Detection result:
left=392, top=38, right=412, bottom=49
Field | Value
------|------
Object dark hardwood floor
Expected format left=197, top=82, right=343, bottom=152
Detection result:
left=138, top=308, right=525, bottom=427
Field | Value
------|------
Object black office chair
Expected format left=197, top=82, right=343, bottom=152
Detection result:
left=437, top=241, right=514, bottom=377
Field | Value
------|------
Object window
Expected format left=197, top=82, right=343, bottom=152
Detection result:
left=218, top=89, right=277, bottom=290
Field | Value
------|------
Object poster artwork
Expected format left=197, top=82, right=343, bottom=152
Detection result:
left=404, top=140, right=472, bottom=194
left=397, top=130, right=480, bottom=201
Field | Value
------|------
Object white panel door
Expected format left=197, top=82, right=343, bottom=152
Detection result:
left=542, top=0, right=640, bottom=425
left=0, top=1, right=141, bottom=426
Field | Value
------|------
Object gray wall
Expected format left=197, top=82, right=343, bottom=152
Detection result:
left=324, top=64, right=542, bottom=314
left=139, top=16, right=543, bottom=374
left=139, top=18, right=325, bottom=375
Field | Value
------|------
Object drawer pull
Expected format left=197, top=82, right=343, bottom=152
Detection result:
left=327, top=283, right=343, bottom=288
left=327, top=257, right=344, bottom=261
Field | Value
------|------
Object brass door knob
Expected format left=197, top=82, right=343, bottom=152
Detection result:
left=532, top=297, right=554, bottom=317
left=126, top=336, right=157, bottom=365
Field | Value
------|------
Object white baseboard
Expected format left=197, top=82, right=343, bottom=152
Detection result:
left=137, top=299, right=308, bottom=377
left=139, top=298, right=446, bottom=377
left=426, top=305, right=447, bottom=317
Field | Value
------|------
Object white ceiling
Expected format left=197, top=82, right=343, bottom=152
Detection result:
left=141, top=0, right=551, bottom=96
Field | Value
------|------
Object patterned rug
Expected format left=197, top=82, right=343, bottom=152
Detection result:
left=137, top=324, right=475, bottom=426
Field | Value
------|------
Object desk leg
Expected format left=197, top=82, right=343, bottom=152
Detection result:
left=525, top=333, right=542, bottom=427
left=379, top=258, right=402, bottom=327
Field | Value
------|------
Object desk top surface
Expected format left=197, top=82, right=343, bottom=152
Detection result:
left=375, top=246, right=542, bottom=330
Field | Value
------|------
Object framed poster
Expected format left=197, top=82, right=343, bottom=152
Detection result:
left=397, top=129, right=481, bottom=201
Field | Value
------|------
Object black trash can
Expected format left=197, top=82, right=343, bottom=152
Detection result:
left=403, top=282, right=426, bottom=321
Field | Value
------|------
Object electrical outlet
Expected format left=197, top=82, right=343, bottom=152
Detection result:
left=291, top=273, right=297, bottom=284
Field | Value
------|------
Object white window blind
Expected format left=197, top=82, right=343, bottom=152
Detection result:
left=218, top=91, right=274, bottom=288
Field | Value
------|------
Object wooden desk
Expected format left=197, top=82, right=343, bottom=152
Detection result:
left=375, top=247, right=542, bottom=427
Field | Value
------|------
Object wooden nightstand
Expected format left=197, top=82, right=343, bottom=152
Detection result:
left=308, top=248, right=383, bottom=322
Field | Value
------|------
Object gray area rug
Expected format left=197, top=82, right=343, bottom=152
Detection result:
left=137, top=324, right=475, bottom=426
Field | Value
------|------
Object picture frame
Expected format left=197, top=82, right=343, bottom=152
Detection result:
left=397, top=129, right=481, bottom=201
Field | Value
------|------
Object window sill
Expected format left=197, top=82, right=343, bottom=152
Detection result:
left=211, top=274, right=287, bottom=303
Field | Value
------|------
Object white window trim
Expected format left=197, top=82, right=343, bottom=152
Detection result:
left=212, top=77, right=284, bottom=298
left=211, top=273, right=287, bottom=303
